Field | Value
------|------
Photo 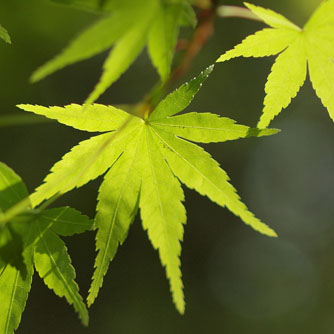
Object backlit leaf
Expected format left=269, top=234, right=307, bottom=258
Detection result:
left=20, top=67, right=278, bottom=313
left=217, top=1, right=334, bottom=128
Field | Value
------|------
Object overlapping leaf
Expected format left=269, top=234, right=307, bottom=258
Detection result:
left=0, top=163, right=93, bottom=333
left=19, top=66, right=278, bottom=313
left=33, top=0, right=196, bottom=104
left=217, top=1, right=334, bottom=128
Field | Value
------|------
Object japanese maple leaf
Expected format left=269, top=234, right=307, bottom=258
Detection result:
left=217, top=1, right=334, bottom=128
left=0, top=162, right=93, bottom=334
left=18, top=66, right=278, bottom=314
left=31, top=0, right=195, bottom=104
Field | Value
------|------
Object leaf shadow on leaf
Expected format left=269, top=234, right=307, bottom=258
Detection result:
left=0, top=182, right=28, bottom=212
left=245, top=128, right=263, bottom=138
left=0, top=226, right=26, bottom=278
left=245, top=127, right=279, bottom=138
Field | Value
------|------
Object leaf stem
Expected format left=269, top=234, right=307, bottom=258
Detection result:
left=216, top=5, right=262, bottom=22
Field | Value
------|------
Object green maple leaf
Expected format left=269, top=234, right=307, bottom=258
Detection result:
left=0, top=162, right=93, bottom=333
left=217, top=1, right=334, bottom=128
left=0, top=24, right=11, bottom=44
left=32, top=0, right=195, bottom=104
left=18, top=66, right=278, bottom=313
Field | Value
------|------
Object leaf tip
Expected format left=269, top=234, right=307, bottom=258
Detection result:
left=243, top=2, right=258, bottom=13
left=175, top=298, right=185, bottom=315
left=257, top=222, right=278, bottom=238
left=16, top=104, right=32, bottom=112
left=87, top=294, right=96, bottom=309
left=267, top=228, right=278, bottom=238
left=82, top=315, right=89, bottom=327
left=243, top=2, right=253, bottom=8
left=204, top=64, right=215, bottom=75
left=30, top=70, right=42, bottom=84
left=216, top=54, right=227, bottom=63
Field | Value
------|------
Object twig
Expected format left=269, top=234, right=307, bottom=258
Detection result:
left=216, top=5, right=262, bottom=22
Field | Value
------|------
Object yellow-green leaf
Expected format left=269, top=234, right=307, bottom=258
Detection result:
left=21, top=68, right=277, bottom=314
left=217, top=1, right=334, bottom=128
left=244, top=2, right=300, bottom=31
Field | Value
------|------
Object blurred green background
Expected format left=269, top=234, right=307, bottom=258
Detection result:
left=1, top=0, right=334, bottom=333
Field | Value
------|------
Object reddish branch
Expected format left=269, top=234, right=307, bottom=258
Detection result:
left=169, top=5, right=216, bottom=83
left=139, top=1, right=217, bottom=118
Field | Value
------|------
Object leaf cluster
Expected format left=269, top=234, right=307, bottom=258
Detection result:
left=0, top=163, right=93, bottom=333
left=32, top=0, right=196, bottom=104
left=1, top=0, right=334, bottom=332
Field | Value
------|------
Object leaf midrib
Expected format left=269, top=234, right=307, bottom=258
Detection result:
left=93, top=129, right=142, bottom=291
left=145, top=128, right=172, bottom=258
left=37, top=225, right=86, bottom=322
left=4, top=268, right=19, bottom=334
left=152, top=121, right=247, bottom=133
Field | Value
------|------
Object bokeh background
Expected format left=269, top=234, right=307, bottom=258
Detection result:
left=1, top=0, right=334, bottom=333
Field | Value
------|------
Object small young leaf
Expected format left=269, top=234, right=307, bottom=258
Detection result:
left=149, top=65, right=214, bottom=121
left=217, top=1, right=334, bottom=128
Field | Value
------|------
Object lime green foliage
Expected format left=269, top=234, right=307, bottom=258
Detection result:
left=217, top=1, right=334, bottom=128
left=148, top=2, right=185, bottom=81
left=33, top=0, right=195, bottom=104
left=19, top=66, right=278, bottom=313
left=0, top=164, right=31, bottom=334
left=0, top=24, right=11, bottom=44
left=0, top=163, right=93, bottom=333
